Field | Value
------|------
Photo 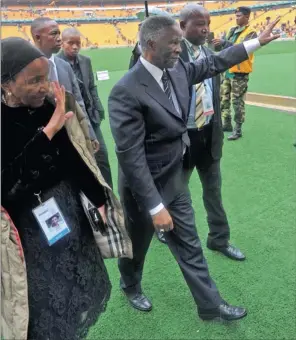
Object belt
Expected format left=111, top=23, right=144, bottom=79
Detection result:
left=188, top=122, right=212, bottom=132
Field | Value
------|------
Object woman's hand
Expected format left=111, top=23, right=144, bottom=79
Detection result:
left=43, top=82, right=74, bottom=140
left=98, top=205, right=107, bottom=224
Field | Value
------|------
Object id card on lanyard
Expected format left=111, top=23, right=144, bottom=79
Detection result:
left=32, top=194, right=70, bottom=246
left=186, top=41, right=215, bottom=118
left=202, top=86, right=214, bottom=116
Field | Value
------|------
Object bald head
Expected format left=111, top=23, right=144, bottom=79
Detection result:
left=31, top=17, right=61, bottom=57
left=61, top=27, right=82, bottom=60
left=62, top=27, right=81, bottom=40
left=179, top=4, right=211, bottom=46
left=31, top=17, right=55, bottom=37
left=179, top=4, right=209, bottom=22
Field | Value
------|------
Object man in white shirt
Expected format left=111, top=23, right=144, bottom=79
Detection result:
left=109, top=15, right=279, bottom=321
left=179, top=4, right=245, bottom=261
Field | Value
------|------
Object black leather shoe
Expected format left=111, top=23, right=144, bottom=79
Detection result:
left=199, top=302, right=247, bottom=321
left=155, top=231, right=167, bottom=244
left=207, top=244, right=246, bottom=261
left=121, top=289, right=152, bottom=312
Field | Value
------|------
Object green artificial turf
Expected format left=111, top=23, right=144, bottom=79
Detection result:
left=83, top=41, right=296, bottom=339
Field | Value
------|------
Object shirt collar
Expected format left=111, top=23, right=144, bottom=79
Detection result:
left=49, top=55, right=55, bottom=65
left=184, top=38, right=201, bottom=52
left=140, top=56, right=163, bottom=84
left=234, top=24, right=249, bottom=34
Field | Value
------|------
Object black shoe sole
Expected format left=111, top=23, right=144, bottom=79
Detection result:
left=207, top=246, right=246, bottom=261
left=120, top=288, right=153, bottom=312
left=200, top=309, right=247, bottom=322
left=129, top=301, right=153, bottom=312
left=228, top=135, right=242, bottom=141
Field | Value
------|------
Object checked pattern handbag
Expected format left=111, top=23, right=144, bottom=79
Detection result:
left=80, top=192, right=133, bottom=259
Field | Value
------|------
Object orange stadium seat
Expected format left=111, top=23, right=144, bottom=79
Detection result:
left=1, top=2, right=295, bottom=45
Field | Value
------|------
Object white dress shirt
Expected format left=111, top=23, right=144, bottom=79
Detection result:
left=140, top=38, right=261, bottom=216
left=48, top=55, right=59, bottom=82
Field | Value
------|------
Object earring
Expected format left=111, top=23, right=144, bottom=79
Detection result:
left=7, top=91, right=12, bottom=96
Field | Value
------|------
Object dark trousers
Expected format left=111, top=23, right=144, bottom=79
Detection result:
left=183, top=126, right=230, bottom=248
left=92, top=123, right=113, bottom=189
left=118, top=186, right=222, bottom=309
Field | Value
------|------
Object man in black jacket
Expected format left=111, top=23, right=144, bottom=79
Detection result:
left=109, top=15, right=279, bottom=319
left=179, top=4, right=245, bottom=261
left=57, top=27, right=113, bottom=188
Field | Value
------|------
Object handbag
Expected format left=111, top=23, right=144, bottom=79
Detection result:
left=80, top=192, right=133, bottom=259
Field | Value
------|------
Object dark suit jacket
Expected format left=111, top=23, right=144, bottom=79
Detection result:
left=129, top=42, right=141, bottom=69
left=109, top=44, right=248, bottom=212
left=57, top=51, right=105, bottom=125
left=54, top=56, right=96, bottom=140
left=216, top=26, right=258, bottom=51
left=179, top=40, right=223, bottom=160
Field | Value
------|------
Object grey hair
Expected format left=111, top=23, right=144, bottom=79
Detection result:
left=179, top=4, right=208, bottom=23
left=139, top=15, right=177, bottom=51
left=62, top=27, right=81, bottom=40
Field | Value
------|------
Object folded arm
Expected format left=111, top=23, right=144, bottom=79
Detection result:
left=108, top=85, right=162, bottom=211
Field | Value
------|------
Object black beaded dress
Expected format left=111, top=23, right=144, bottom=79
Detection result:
left=1, top=99, right=111, bottom=340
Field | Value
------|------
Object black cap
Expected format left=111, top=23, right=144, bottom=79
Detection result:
left=235, top=6, right=251, bottom=16
left=1, top=37, right=44, bottom=83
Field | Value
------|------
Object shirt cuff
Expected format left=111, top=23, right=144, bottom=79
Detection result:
left=149, top=203, right=164, bottom=216
left=243, top=38, right=261, bottom=56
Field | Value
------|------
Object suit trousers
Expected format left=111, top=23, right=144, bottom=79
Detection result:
left=92, top=123, right=113, bottom=189
left=183, top=126, right=230, bottom=248
left=118, top=185, right=222, bottom=309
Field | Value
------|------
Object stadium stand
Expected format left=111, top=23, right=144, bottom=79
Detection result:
left=2, top=1, right=296, bottom=46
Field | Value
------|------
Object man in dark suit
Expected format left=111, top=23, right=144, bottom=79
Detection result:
left=178, top=4, right=245, bottom=261
left=30, top=17, right=99, bottom=152
left=109, top=15, right=279, bottom=320
left=57, top=27, right=113, bottom=188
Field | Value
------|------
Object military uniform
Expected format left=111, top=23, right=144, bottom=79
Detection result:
left=219, top=24, right=257, bottom=139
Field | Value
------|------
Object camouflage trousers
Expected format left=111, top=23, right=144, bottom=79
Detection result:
left=220, top=73, right=249, bottom=125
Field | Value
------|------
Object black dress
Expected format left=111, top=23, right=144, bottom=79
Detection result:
left=1, top=100, right=111, bottom=340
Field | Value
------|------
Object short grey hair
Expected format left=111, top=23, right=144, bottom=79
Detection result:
left=179, top=4, right=208, bottom=23
left=62, top=27, right=81, bottom=40
left=139, top=15, right=177, bottom=51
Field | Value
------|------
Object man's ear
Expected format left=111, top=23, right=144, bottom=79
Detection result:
left=1, top=82, right=12, bottom=94
left=180, top=20, right=186, bottom=31
left=34, top=33, right=41, bottom=43
left=147, top=39, right=155, bottom=51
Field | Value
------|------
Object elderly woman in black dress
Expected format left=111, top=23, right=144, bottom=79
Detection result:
left=1, top=37, right=128, bottom=339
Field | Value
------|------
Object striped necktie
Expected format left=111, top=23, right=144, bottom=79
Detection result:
left=192, top=47, right=206, bottom=129
left=161, top=70, right=174, bottom=107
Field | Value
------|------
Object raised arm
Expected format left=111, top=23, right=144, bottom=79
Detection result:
left=185, top=42, right=249, bottom=86
left=186, top=17, right=280, bottom=86
left=213, top=30, right=258, bottom=50
left=108, top=84, right=162, bottom=211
